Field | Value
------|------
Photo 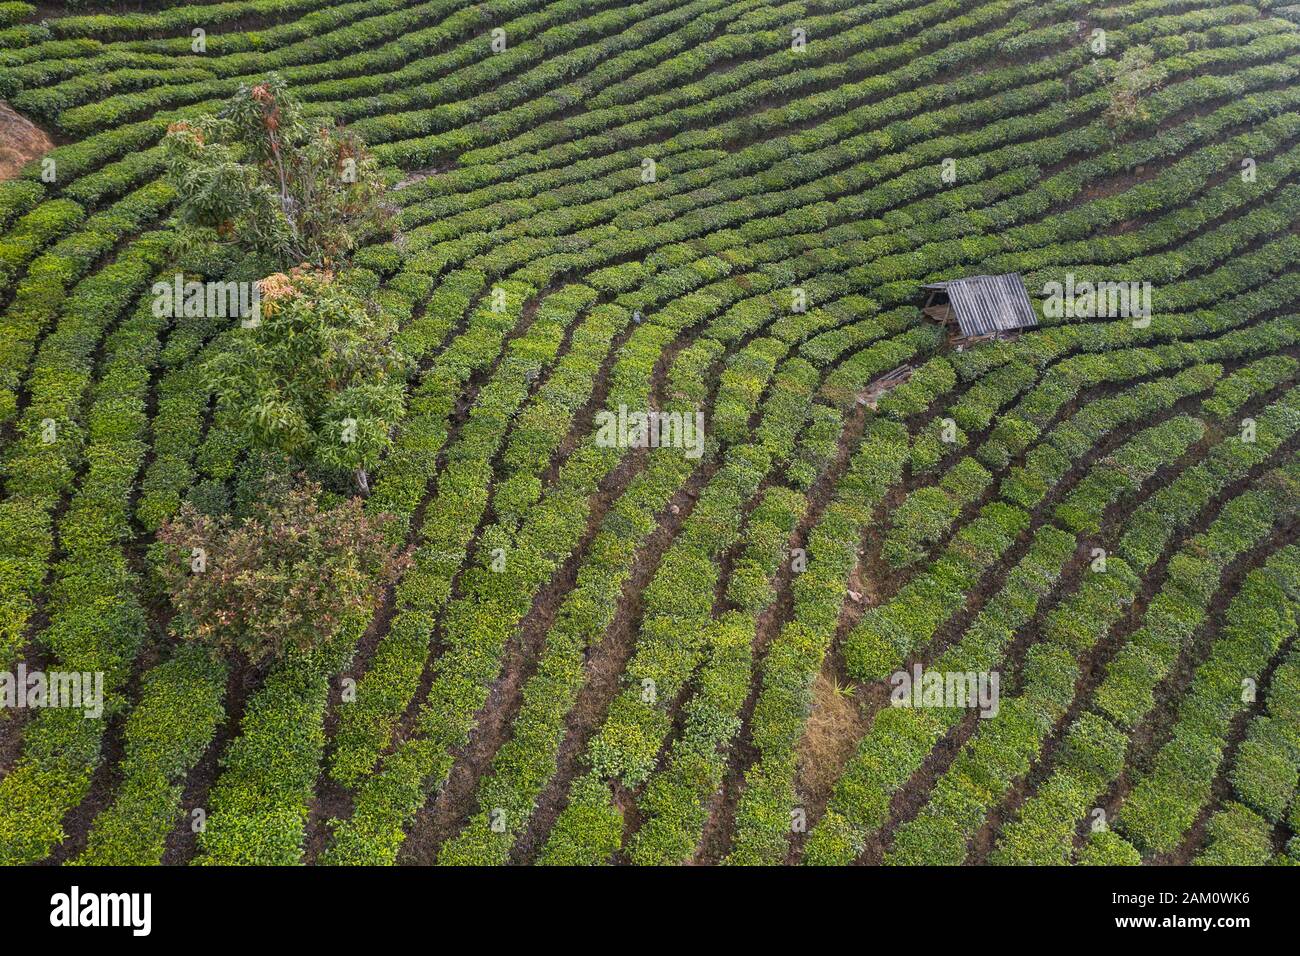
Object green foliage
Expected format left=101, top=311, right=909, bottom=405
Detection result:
left=1104, top=45, right=1166, bottom=128
left=1231, top=652, right=1300, bottom=822
left=76, top=645, right=227, bottom=865
left=1053, top=415, right=1204, bottom=534
left=1117, top=548, right=1300, bottom=855
left=883, top=456, right=991, bottom=568
left=1077, top=831, right=1141, bottom=866
left=203, top=270, right=407, bottom=491
left=845, top=500, right=1029, bottom=681
left=1202, top=355, right=1298, bottom=419
left=812, top=525, right=1076, bottom=866
left=163, top=73, right=392, bottom=270
left=1195, top=803, right=1274, bottom=866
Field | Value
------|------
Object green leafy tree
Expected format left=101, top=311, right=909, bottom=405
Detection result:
left=163, top=73, right=393, bottom=269
left=204, top=269, right=408, bottom=493
left=155, top=482, right=410, bottom=667
left=1104, top=46, right=1165, bottom=129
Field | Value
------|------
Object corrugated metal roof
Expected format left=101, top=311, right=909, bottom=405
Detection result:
left=922, top=273, right=1038, bottom=337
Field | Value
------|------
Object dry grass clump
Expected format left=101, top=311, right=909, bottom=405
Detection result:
left=798, top=670, right=868, bottom=800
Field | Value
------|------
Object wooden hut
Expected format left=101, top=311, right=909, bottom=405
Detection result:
left=922, top=273, right=1038, bottom=348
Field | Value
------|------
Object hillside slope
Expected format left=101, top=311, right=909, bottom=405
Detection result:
left=0, top=0, right=1298, bottom=867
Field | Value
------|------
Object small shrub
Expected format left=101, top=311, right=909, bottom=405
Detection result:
left=1105, top=46, right=1165, bottom=128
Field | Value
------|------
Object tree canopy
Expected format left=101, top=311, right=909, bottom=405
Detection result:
left=204, top=267, right=408, bottom=493
left=156, top=481, right=409, bottom=666
left=163, top=73, right=393, bottom=270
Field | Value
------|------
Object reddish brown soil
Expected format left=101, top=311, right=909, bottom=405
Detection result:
left=0, top=103, right=52, bottom=181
